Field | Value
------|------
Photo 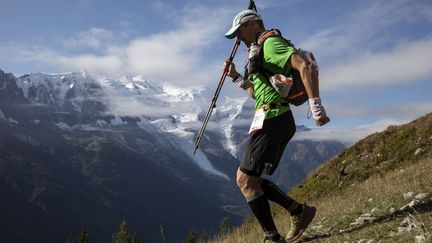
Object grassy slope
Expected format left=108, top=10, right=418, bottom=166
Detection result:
left=213, top=112, right=432, bottom=242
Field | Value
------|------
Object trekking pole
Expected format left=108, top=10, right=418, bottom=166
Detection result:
left=192, top=38, right=241, bottom=156
left=192, top=0, right=256, bottom=156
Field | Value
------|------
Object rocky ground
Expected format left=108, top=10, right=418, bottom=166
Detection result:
left=301, top=192, right=432, bottom=242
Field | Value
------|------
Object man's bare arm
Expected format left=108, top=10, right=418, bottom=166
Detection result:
left=288, top=52, right=319, bottom=98
left=288, top=52, right=330, bottom=126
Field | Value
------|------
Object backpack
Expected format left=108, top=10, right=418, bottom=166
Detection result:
left=256, top=29, right=315, bottom=106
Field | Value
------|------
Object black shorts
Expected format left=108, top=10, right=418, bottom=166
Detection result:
left=240, top=110, right=296, bottom=177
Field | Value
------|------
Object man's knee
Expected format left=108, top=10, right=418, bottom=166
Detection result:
left=236, top=168, right=253, bottom=188
left=236, top=169, right=246, bottom=188
left=236, top=168, right=263, bottom=200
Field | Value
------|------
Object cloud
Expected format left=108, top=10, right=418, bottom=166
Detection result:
left=147, top=0, right=170, bottom=11
left=296, top=0, right=432, bottom=91
left=62, top=27, right=118, bottom=50
left=291, top=100, right=431, bottom=145
left=320, top=38, right=432, bottom=91
left=122, top=5, right=233, bottom=86
left=326, top=101, right=432, bottom=121
left=124, top=26, right=213, bottom=84
left=105, top=95, right=200, bottom=118
left=293, top=118, right=405, bottom=145
left=0, top=5, right=231, bottom=86
left=300, top=0, right=432, bottom=58
left=0, top=45, right=124, bottom=75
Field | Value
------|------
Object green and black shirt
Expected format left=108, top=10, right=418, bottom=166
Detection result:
left=252, top=35, right=297, bottom=120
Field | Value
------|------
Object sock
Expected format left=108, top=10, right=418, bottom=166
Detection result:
left=247, top=195, right=278, bottom=234
left=261, top=179, right=303, bottom=215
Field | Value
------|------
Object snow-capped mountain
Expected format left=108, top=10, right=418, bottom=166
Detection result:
left=0, top=68, right=345, bottom=243
left=13, top=70, right=256, bottom=179
left=17, top=71, right=105, bottom=113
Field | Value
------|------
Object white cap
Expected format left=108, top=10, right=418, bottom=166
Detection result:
left=225, top=10, right=261, bottom=39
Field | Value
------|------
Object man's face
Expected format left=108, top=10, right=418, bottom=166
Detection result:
left=237, top=22, right=255, bottom=46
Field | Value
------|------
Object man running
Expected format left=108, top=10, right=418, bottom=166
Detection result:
left=223, top=9, right=330, bottom=243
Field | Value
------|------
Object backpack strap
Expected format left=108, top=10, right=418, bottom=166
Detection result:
left=257, top=29, right=282, bottom=45
left=256, top=29, right=283, bottom=78
left=253, top=29, right=282, bottom=79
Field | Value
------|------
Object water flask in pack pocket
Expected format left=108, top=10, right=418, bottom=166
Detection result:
left=269, top=74, right=293, bottom=97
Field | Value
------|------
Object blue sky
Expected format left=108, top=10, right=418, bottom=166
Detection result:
left=1, top=0, right=431, bottom=143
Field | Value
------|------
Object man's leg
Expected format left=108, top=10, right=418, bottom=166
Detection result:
left=261, top=179, right=303, bottom=215
left=260, top=179, right=316, bottom=242
left=236, top=168, right=281, bottom=240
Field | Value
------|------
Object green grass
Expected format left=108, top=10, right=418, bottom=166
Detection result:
left=292, top=112, right=432, bottom=202
left=212, top=157, right=432, bottom=243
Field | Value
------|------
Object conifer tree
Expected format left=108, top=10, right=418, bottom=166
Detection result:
left=184, top=229, right=196, bottom=243
left=160, top=225, right=167, bottom=243
left=198, top=231, right=208, bottom=243
left=218, top=217, right=230, bottom=235
left=131, top=231, right=139, bottom=243
left=113, top=220, right=130, bottom=243
left=78, top=225, right=90, bottom=243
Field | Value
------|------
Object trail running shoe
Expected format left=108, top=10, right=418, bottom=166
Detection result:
left=286, top=205, right=316, bottom=242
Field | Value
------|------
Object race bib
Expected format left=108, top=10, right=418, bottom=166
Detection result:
left=249, top=108, right=265, bottom=133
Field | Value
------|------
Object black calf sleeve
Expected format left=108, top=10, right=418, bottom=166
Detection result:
left=248, top=195, right=277, bottom=233
left=261, top=179, right=302, bottom=214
